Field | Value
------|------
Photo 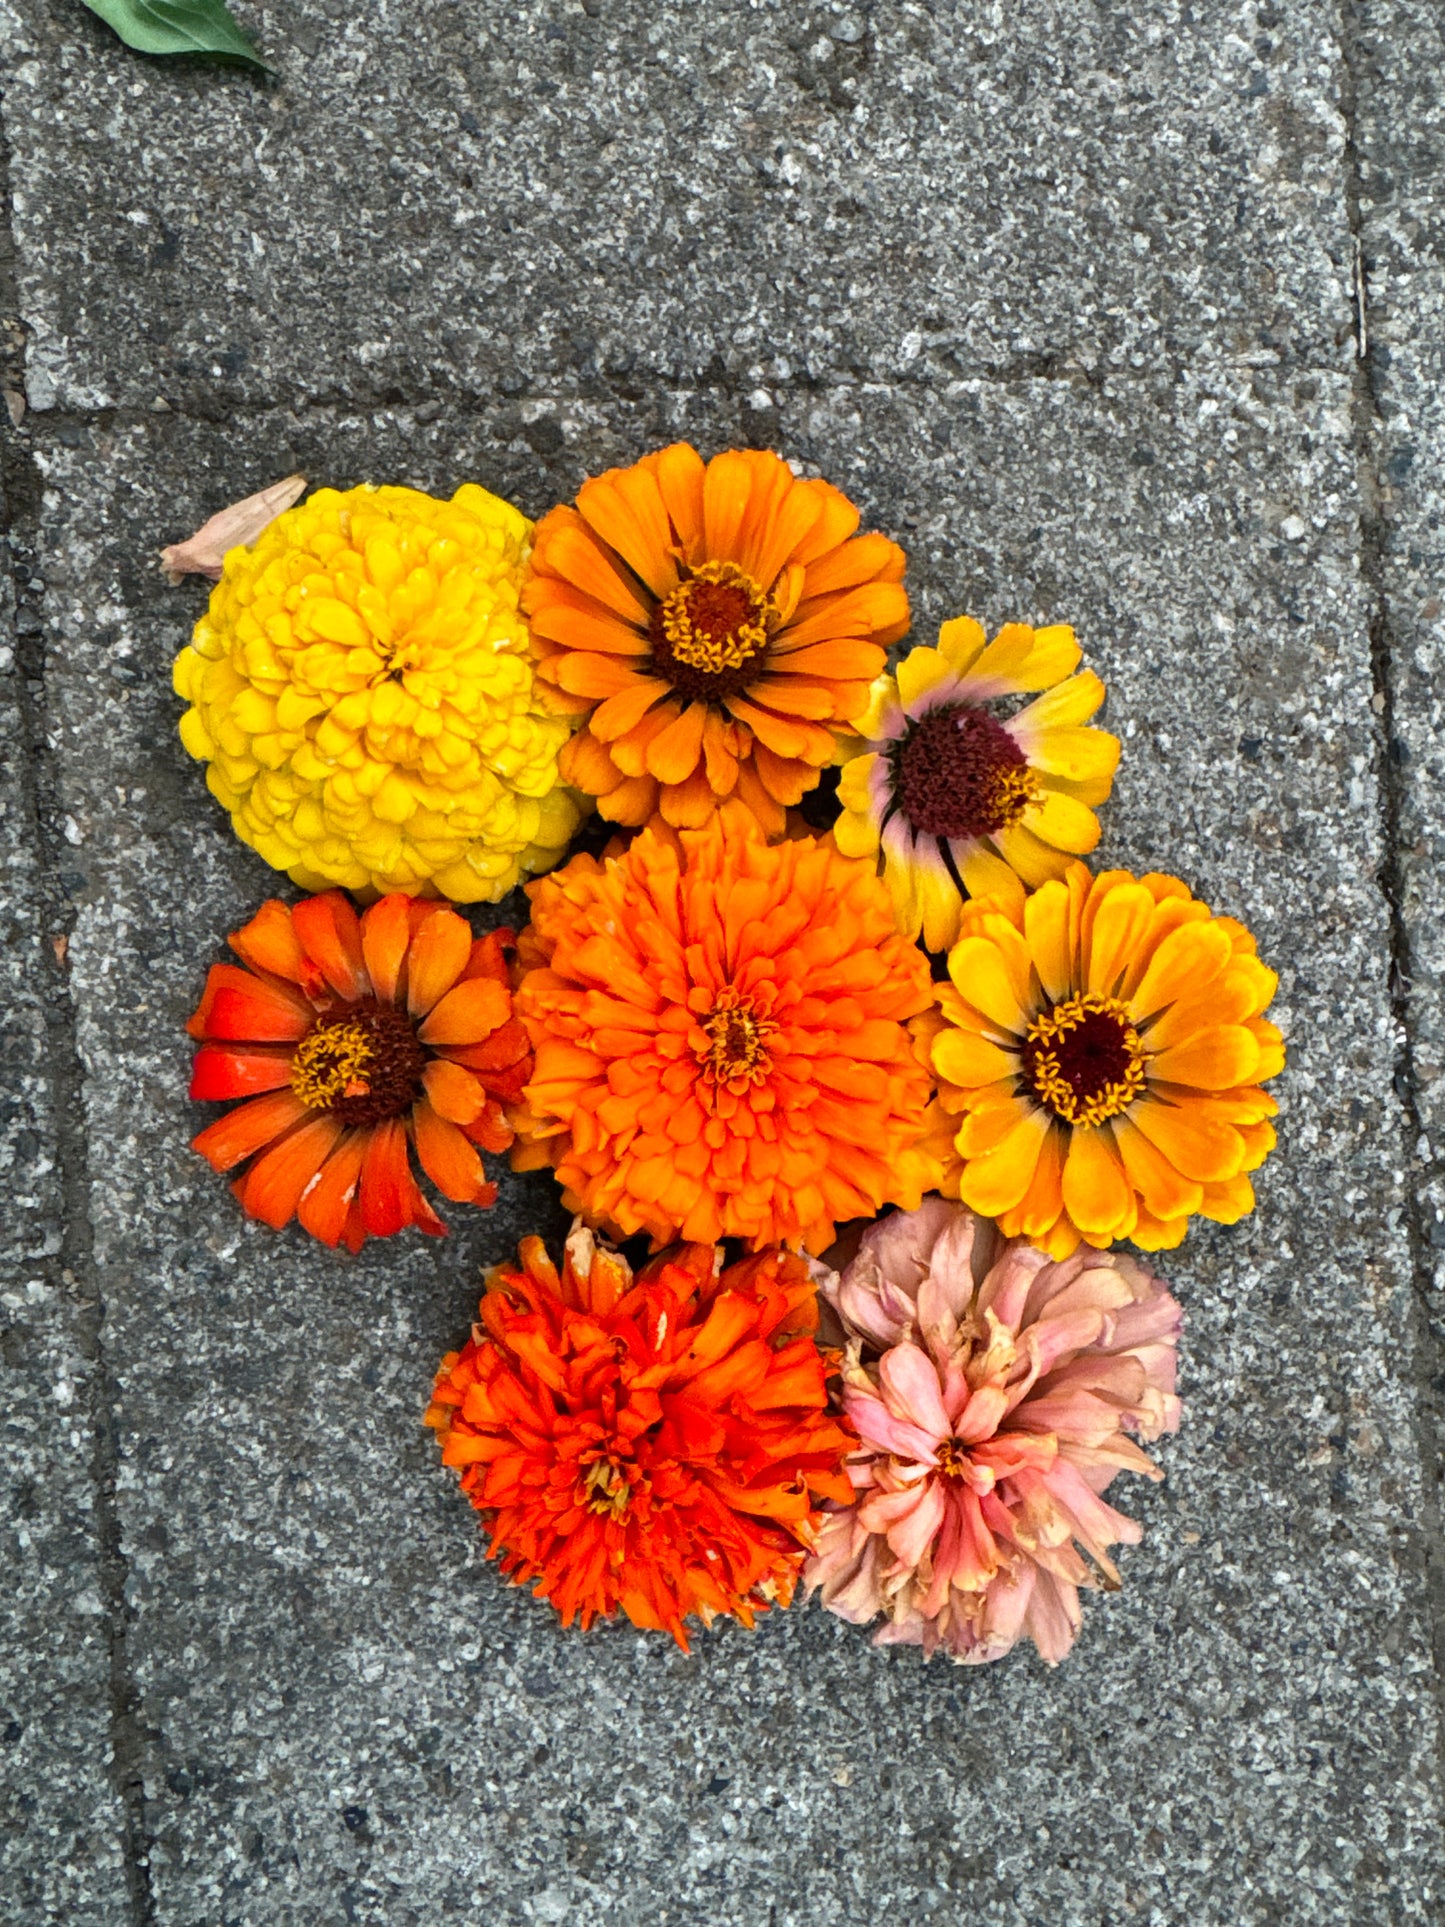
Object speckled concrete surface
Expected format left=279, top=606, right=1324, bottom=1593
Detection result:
left=1, top=2, right=1443, bottom=1924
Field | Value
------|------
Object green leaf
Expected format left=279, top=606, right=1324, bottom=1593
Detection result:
left=79, top=0, right=273, bottom=72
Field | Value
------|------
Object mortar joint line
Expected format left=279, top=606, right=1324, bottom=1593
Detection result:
left=1337, top=0, right=1445, bottom=1753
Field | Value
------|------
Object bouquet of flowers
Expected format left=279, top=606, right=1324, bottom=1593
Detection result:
left=169, top=442, right=1282, bottom=1666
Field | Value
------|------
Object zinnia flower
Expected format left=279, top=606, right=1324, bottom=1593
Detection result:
left=522, top=444, right=909, bottom=836
left=834, top=617, right=1120, bottom=952
left=188, top=891, right=530, bottom=1249
left=921, top=862, right=1283, bottom=1256
left=173, top=482, right=581, bottom=901
left=806, top=1199, right=1183, bottom=1665
left=425, top=1222, right=856, bottom=1649
left=512, top=804, right=938, bottom=1252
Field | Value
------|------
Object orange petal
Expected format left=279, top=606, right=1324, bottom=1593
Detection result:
left=192, top=1089, right=309, bottom=1172
left=590, top=676, right=672, bottom=742
left=1129, top=1098, right=1242, bottom=1184
left=561, top=727, right=628, bottom=797
left=528, top=507, right=654, bottom=623
left=645, top=701, right=708, bottom=785
left=645, top=442, right=707, bottom=558
left=193, top=964, right=311, bottom=1043
left=235, top=1113, right=343, bottom=1230
left=360, top=894, right=415, bottom=1004
left=1150, top=1026, right=1261, bottom=1091
left=414, top=1099, right=497, bottom=1204
left=551, top=651, right=654, bottom=702
left=358, top=1117, right=418, bottom=1238
left=190, top=1044, right=293, bottom=1101
left=576, top=466, right=678, bottom=599
left=418, top=976, right=512, bottom=1046
left=228, top=899, right=307, bottom=983
left=406, top=906, right=474, bottom=1018
left=291, top=893, right=369, bottom=1001
left=422, top=1059, right=486, bottom=1125
left=658, top=766, right=718, bottom=828
left=296, top=1130, right=369, bottom=1247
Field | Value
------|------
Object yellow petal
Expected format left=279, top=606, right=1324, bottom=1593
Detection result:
left=1023, top=876, right=1076, bottom=1005
left=932, top=1027, right=1019, bottom=1090
left=895, top=645, right=955, bottom=710
left=936, top=615, right=987, bottom=674
left=1151, top=1026, right=1262, bottom=1090
left=1060, top=1125, right=1132, bottom=1239
left=958, top=1104, right=1051, bottom=1216
left=1022, top=789, right=1101, bottom=856
left=1129, top=1098, right=1242, bottom=1183
left=1008, top=669, right=1107, bottom=736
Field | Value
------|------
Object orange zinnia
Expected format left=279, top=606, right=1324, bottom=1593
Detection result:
left=425, top=1223, right=856, bottom=1649
left=522, top=443, right=909, bottom=835
left=920, top=862, right=1284, bottom=1256
left=188, top=892, right=530, bottom=1249
left=512, top=805, right=938, bottom=1252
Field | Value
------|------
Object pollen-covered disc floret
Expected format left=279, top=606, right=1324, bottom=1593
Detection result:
left=173, top=482, right=581, bottom=901
left=425, top=1222, right=856, bottom=1649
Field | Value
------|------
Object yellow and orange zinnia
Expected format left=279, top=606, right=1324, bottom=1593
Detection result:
left=425, top=1224, right=856, bottom=1649
left=921, top=862, right=1283, bottom=1255
left=522, top=444, right=909, bottom=836
left=512, top=805, right=938, bottom=1252
left=188, top=892, right=530, bottom=1249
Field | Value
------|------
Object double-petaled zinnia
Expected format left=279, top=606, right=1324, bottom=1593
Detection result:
left=522, top=443, right=909, bottom=835
left=918, top=862, right=1283, bottom=1255
left=511, top=804, right=938, bottom=1251
left=834, top=618, right=1120, bottom=953
left=188, top=892, right=529, bottom=1248
left=425, top=1222, right=856, bottom=1648
left=805, top=1199, right=1182, bottom=1665
left=173, top=482, right=580, bottom=901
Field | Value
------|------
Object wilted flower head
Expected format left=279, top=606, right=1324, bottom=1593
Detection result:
left=806, top=1199, right=1182, bottom=1665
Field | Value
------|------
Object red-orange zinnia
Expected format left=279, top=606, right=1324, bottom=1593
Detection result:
left=512, top=805, right=939, bottom=1252
left=187, top=892, right=530, bottom=1249
left=425, top=1223, right=856, bottom=1648
left=522, top=443, right=909, bottom=836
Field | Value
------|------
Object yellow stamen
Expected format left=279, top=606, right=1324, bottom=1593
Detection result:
left=698, top=988, right=777, bottom=1087
left=290, top=1019, right=375, bottom=1110
left=1022, top=993, right=1146, bottom=1127
left=660, top=560, right=772, bottom=677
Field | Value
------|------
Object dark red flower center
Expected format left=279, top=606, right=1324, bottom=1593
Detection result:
left=893, top=704, right=1040, bottom=841
left=650, top=559, right=773, bottom=701
left=290, top=1003, right=427, bottom=1127
left=1021, top=994, right=1146, bottom=1126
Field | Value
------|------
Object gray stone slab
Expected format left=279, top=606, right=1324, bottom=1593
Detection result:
left=28, top=373, right=1442, bottom=1924
left=0, top=503, right=129, bottom=1915
left=0, top=0, right=1356, bottom=415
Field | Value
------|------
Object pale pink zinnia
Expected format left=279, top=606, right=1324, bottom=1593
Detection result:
left=806, top=1198, right=1182, bottom=1665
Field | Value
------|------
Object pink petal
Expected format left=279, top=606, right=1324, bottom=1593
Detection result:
left=1022, top=1567, right=1083, bottom=1664
left=841, top=1385, right=942, bottom=1464
left=160, top=474, right=307, bottom=582
left=879, top=1342, right=952, bottom=1439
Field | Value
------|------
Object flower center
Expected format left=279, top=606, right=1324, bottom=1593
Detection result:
left=650, top=560, right=773, bottom=701
left=934, top=1438, right=971, bottom=1479
left=1021, top=993, right=1146, bottom=1127
left=581, top=1457, right=632, bottom=1521
left=893, top=704, right=1041, bottom=842
left=697, top=988, right=777, bottom=1089
left=290, top=1004, right=427, bottom=1127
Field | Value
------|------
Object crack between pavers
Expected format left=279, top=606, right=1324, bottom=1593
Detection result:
left=0, top=126, right=157, bottom=1927
left=1337, top=0, right=1445, bottom=1762
left=3, top=344, right=1348, bottom=438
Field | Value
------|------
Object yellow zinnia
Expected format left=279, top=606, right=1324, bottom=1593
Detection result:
left=173, top=482, right=581, bottom=901
left=835, top=617, right=1120, bottom=952
left=920, top=862, right=1284, bottom=1256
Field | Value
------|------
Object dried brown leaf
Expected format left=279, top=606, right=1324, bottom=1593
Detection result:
left=160, top=473, right=306, bottom=584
